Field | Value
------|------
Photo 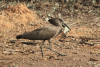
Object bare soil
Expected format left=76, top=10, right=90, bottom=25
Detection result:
left=0, top=3, right=100, bottom=67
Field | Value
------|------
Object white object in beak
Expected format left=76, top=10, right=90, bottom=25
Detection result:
left=64, top=27, right=70, bottom=33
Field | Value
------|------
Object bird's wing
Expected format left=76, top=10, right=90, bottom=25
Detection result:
left=33, top=27, right=56, bottom=39
left=21, top=27, right=56, bottom=40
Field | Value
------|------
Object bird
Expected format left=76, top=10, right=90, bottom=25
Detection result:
left=16, top=18, right=70, bottom=58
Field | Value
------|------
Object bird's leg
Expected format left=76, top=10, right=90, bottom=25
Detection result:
left=48, top=40, right=66, bottom=56
left=40, top=40, right=45, bottom=58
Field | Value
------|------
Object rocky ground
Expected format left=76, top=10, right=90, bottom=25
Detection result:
left=0, top=2, right=100, bottom=67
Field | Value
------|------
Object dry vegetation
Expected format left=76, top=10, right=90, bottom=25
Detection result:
left=0, top=0, right=100, bottom=67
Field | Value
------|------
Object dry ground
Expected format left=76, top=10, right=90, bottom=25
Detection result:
left=0, top=3, right=100, bottom=67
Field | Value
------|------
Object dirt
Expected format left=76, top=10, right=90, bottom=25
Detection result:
left=0, top=3, right=100, bottom=67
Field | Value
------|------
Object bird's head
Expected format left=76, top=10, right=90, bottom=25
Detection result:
left=48, top=18, right=71, bottom=33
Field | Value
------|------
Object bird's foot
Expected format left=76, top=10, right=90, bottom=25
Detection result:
left=59, top=54, right=66, bottom=56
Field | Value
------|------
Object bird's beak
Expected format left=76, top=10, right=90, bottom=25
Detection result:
left=62, top=22, right=71, bottom=34
left=62, top=22, right=71, bottom=31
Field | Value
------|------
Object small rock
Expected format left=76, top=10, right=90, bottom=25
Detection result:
left=97, top=64, right=100, bottom=66
left=55, top=3, right=59, bottom=7
left=65, top=42, right=70, bottom=45
left=85, top=42, right=94, bottom=46
left=72, top=52, right=77, bottom=54
left=92, top=45, right=100, bottom=49
left=13, top=63, right=18, bottom=67
left=90, top=51, right=100, bottom=54
left=94, top=65, right=98, bottom=67
left=45, top=17, right=49, bottom=22
left=29, top=22, right=37, bottom=26
left=22, top=44, right=27, bottom=47
left=24, top=49, right=34, bottom=54
left=11, top=52, right=17, bottom=54
left=96, top=17, right=100, bottom=21
left=59, top=39, right=64, bottom=42
left=89, top=58, right=98, bottom=61
left=2, top=51, right=10, bottom=55
left=41, top=57, right=47, bottom=61
left=72, top=38, right=76, bottom=41
left=48, top=56, right=57, bottom=60
left=76, top=38, right=81, bottom=42
left=87, top=62, right=93, bottom=65
left=96, top=23, right=100, bottom=26
left=2, top=49, right=20, bottom=55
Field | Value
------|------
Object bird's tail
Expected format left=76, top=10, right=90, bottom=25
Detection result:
left=16, top=35, right=22, bottom=39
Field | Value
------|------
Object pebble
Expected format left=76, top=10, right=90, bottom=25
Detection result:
left=90, top=51, right=100, bottom=54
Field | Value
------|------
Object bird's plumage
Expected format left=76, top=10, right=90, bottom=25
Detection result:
left=16, top=18, right=69, bottom=58
left=16, top=24, right=62, bottom=40
left=48, top=18, right=63, bottom=26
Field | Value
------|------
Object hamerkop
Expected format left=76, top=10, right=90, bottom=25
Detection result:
left=16, top=18, right=70, bottom=58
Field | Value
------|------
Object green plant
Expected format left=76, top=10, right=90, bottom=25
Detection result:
left=32, top=4, right=36, bottom=10
left=66, top=0, right=69, bottom=2
left=93, top=0, right=96, bottom=3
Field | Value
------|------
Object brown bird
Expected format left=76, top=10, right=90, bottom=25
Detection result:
left=16, top=18, right=70, bottom=58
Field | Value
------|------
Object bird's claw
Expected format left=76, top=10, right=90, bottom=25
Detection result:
left=59, top=54, right=66, bottom=56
